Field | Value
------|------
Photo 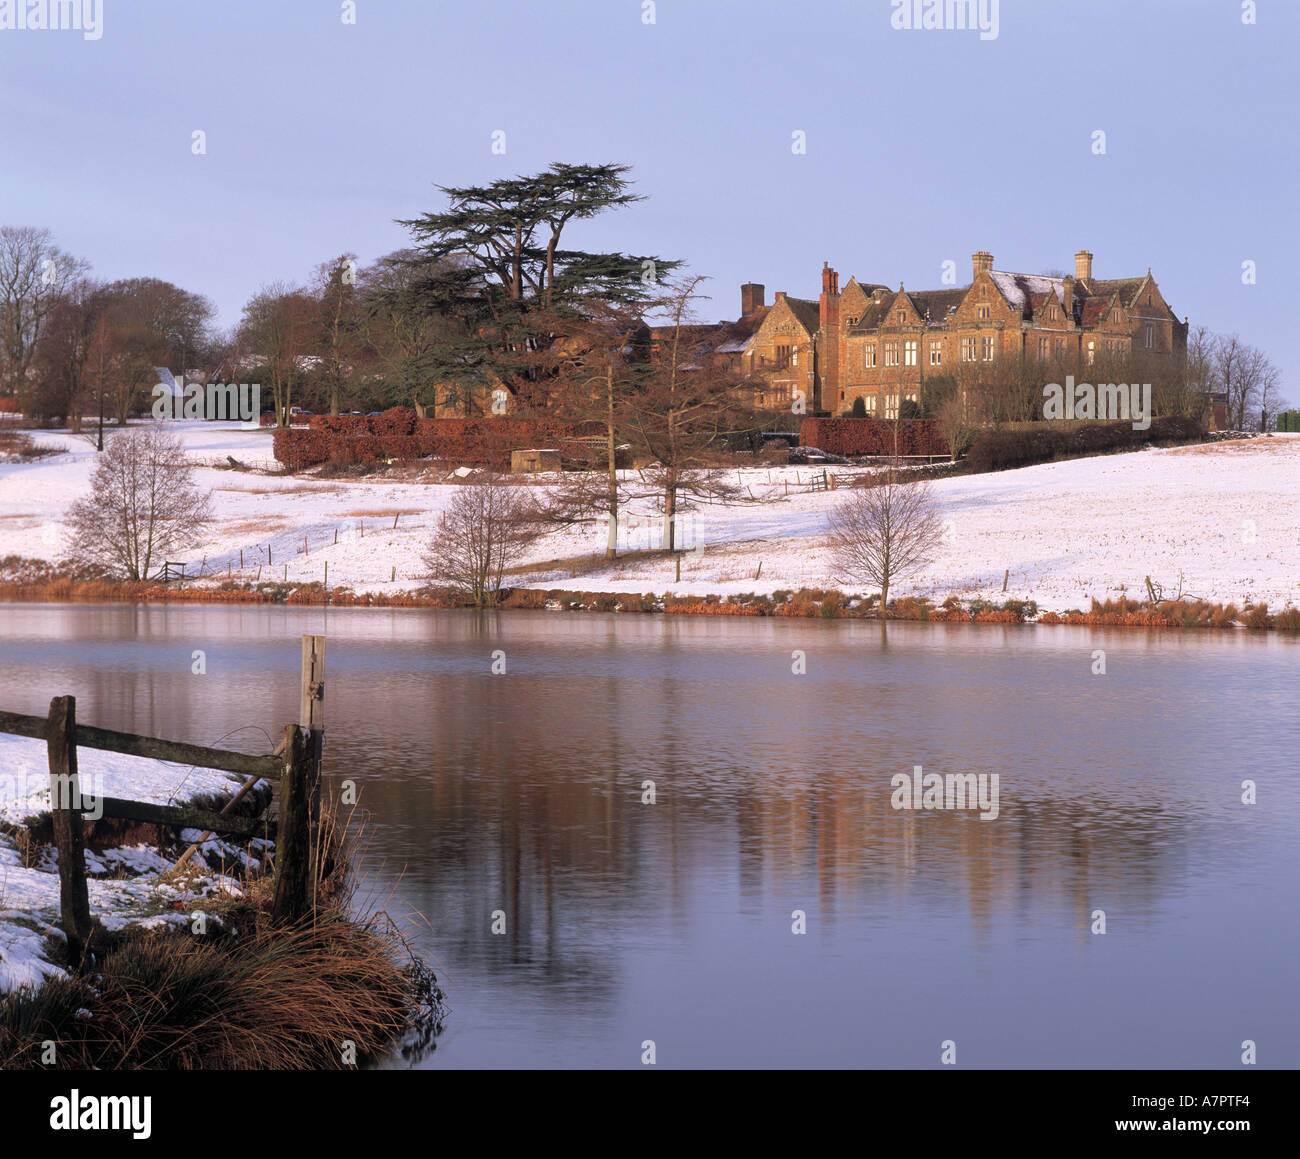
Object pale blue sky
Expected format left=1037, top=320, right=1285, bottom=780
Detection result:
left=1, top=0, right=1294, bottom=392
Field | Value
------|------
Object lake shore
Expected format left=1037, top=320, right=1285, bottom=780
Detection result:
left=1, top=580, right=1298, bottom=631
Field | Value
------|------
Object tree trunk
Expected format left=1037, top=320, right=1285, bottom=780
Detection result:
left=664, top=469, right=677, bottom=552
left=605, top=365, right=618, bottom=560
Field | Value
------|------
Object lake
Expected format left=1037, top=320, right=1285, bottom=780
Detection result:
left=0, top=603, right=1296, bottom=1068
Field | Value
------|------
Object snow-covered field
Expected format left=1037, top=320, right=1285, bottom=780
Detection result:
left=2, top=421, right=1298, bottom=612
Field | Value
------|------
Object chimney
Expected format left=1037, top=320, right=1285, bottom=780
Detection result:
left=1062, top=274, right=1074, bottom=318
left=774, top=290, right=786, bottom=302
left=819, top=263, right=841, bottom=411
left=1075, top=250, right=1093, bottom=282
left=972, top=251, right=994, bottom=279
left=741, top=282, right=765, bottom=316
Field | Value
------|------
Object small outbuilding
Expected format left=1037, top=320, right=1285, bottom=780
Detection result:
left=511, top=448, right=562, bottom=474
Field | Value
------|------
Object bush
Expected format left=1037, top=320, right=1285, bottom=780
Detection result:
left=798, top=417, right=948, bottom=457
left=965, top=416, right=1205, bottom=474
left=275, top=412, right=608, bottom=470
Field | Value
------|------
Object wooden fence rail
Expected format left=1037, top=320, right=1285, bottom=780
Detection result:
left=0, top=709, right=280, bottom=778
left=0, top=634, right=327, bottom=966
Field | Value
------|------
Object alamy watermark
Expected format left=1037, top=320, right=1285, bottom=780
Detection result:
left=0, top=769, right=105, bottom=821
left=890, top=764, right=999, bottom=820
left=1043, top=376, right=1151, bottom=431
left=0, top=0, right=103, bottom=40
left=613, top=511, right=703, bottom=556
left=152, top=377, right=261, bottom=424
left=890, top=0, right=999, bottom=41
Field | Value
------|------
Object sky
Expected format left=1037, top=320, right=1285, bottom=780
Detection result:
left=1, top=0, right=1295, bottom=394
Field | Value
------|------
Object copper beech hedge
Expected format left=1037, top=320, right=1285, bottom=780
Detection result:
left=798, top=418, right=948, bottom=457
left=272, top=409, right=601, bottom=469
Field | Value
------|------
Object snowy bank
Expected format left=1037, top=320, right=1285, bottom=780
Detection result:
left=2, top=422, right=1298, bottom=613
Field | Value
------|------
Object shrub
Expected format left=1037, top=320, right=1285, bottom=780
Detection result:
left=1274, top=607, right=1300, bottom=633
left=1243, top=602, right=1272, bottom=629
left=799, top=417, right=947, bottom=458
left=965, top=416, right=1205, bottom=474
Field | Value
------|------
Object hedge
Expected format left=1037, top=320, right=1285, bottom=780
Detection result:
left=274, top=410, right=603, bottom=469
left=798, top=417, right=948, bottom=457
left=964, top=416, right=1204, bottom=473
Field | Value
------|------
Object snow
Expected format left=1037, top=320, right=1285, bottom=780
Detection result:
left=1, top=420, right=1298, bottom=612
left=990, top=270, right=1063, bottom=311
left=0, top=730, right=259, bottom=993
left=0, top=733, right=243, bottom=828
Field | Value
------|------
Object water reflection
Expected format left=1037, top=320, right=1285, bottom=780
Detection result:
left=1, top=604, right=1296, bottom=1067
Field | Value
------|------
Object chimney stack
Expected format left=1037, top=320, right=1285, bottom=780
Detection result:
left=1075, top=250, right=1093, bottom=282
left=1062, top=274, right=1075, bottom=318
left=741, top=282, right=765, bottom=317
left=819, top=263, right=841, bottom=411
left=972, top=251, right=994, bottom=279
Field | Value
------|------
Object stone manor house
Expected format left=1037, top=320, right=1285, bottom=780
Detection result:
left=693, top=250, right=1188, bottom=416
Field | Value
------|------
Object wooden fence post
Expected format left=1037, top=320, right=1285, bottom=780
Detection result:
left=46, top=696, right=93, bottom=963
left=300, top=636, right=326, bottom=873
left=271, top=724, right=314, bottom=923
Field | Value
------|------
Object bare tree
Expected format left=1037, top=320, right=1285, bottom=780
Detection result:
left=0, top=225, right=91, bottom=399
left=26, top=276, right=102, bottom=427
left=935, top=391, right=975, bottom=462
left=1209, top=334, right=1280, bottom=430
left=623, top=276, right=758, bottom=550
left=64, top=425, right=213, bottom=580
left=825, top=474, right=944, bottom=611
left=239, top=283, right=315, bottom=426
left=423, top=476, right=542, bottom=606
left=312, top=253, right=359, bottom=416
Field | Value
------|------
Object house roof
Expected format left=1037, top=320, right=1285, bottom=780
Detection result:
left=906, top=288, right=967, bottom=326
left=989, top=271, right=1068, bottom=316
left=712, top=305, right=772, bottom=352
left=848, top=287, right=965, bottom=332
left=779, top=296, right=821, bottom=335
left=1081, top=277, right=1146, bottom=307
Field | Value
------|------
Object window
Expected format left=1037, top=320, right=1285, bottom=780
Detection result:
left=863, top=394, right=877, bottom=413
left=929, top=343, right=942, bottom=366
left=791, top=348, right=798, bottom=366
left=774, top=342, right=791, bottom=369
left=864, top=344, right=876, bottom=368
left=981, top=337, right=995, bottom=361
left=884, top=394, right=899, bottom=419
left=978, top=305, right=990, bottom=320
left=1144, top=324, right=1155, bottom=349
left=962, top=337, right=977, bottom=362
left=1055, top=338, right=1066, bottom=356
left=1086, top=340, right=1095, bottom=366
left=904, top=340, right=917, bottom=366
left=1038, top=336, right=1049, bottom=358
left=885, top=342, right=899, bottom=367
